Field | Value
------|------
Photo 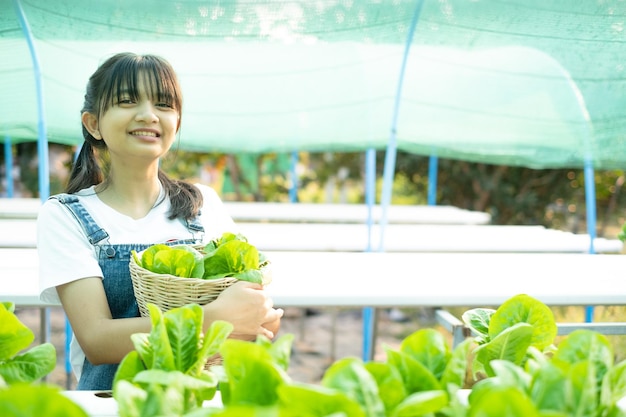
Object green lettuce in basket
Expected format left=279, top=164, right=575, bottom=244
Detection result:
left=131, top=232, right=268, bottom=284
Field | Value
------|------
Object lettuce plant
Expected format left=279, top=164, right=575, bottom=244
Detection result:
left=469, top=330, right=626, bottom=416
left=113, top=303, right=234, bottom=416
left=0, top=302, right=56, bottom=384
left=0, top=383, right=90, bottom=417
left=112, top=295, right=626, bottom=416
left=194, top=294, right=626, bottom=417
left=0, top=301, right=89, bottom=417
left=463, top=293, right=558, bottom=378
left=133, top=232, right=268, bottom=283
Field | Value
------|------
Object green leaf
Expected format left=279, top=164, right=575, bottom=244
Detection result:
left=364, top=362, right=407, bottom=413
left=133, top=369, right=217, bottom=391
left=473, top=322, right=533, bottom=377
left=601, top=360, right=626, bottom=411
left=469, top=362, right=532, bottom=410
left=0, top=343, right=56, bottom=384
left=164, top=303, right=204, bottom=373
left=488, top=294, right=557, bottom=351
left=114, top=380, right=149, bottom=417
left=321, top=357, right=386, bottom=417
left=399, top=328, right=451, bottom=380
left=386, top=348, right=441, bottom=393
left=441, top=338, right=473, bottom=390
left=131, top=250, right=142, bottom=268
left=193, top=320, right=234, bottom=372
left=203, top=240, right=260, bottom=279
left=153, top=248, right=198, bottom=277
left=552, top=330, right=613, bottom=386
left=552, top=330, right=613, bottom=409
left=233, top=268, right=263, bottom=284
left=220, top=339, right=290, bottom=407
left=113, top=351, right=147, bottom=394
left=137, top=234, right=264, bottom=281
left=146, top=304, right=176, bottom=371
left=489, top=360, right=531, bottom=390
left=468, top=385, right=540, bottom=417
left=602, top=405, right=626, bottom=417
left=140, top=244, right=171, bottom=272
left=0, top=384, right=90, bottom=417
left=188, top=404, right=280, bottom=416
left=277, top=383, right=366, bottom=417
left=392, top=389, right=448, bottom=417
left=264, top=333, right=294, bottom=372
left=462, top=308, right=496, bottom=344
left=528, top=362, right=567, bottom=412
left=0, top=303, right=34, bottom=360
left=129, top=333, right=153, bottom=369
left=173, top=244, right=205, bottom=278
left=1, top=302, right=16, bottom=313
left=566, top=360, right=599, bottom=417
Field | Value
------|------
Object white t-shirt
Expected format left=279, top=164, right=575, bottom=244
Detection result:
left=37, top=183, right=237, bottom=381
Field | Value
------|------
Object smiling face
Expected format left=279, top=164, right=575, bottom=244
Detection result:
left=81, top=53, right=183, bottom=163
left=95, top=72, right=180, bottom=161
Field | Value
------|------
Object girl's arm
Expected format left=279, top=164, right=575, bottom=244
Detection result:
left=57, top=277, right=151, bottom=365
left=58, top=277, right=284, bottom=365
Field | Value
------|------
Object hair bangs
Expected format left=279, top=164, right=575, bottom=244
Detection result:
left=98, top=54, right=182, bottom=117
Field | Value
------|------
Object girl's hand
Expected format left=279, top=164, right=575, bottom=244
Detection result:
left=204, top=280, right=283, bottom=339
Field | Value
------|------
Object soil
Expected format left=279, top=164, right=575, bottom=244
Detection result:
left=14, top=305, right=442, bottom=390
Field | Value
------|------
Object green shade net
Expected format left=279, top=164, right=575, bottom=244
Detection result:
left=1, top=0, right=625, bottom=169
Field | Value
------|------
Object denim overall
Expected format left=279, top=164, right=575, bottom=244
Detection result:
left=53, top=194, right=204, bottom=390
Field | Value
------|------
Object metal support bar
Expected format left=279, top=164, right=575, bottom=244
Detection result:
left=435, top=309, right=471, bottom=347
left=557, top=322, right=626, bottom=336
left=436, top=308, right=626, bottom=348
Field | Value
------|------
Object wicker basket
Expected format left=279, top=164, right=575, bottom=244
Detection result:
left=130, top=258, right=238, bottom=318
left=129, top=246, right=271, bottom=317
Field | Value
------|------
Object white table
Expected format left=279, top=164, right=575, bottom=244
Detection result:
left=0, top=219, right=39, bottom=248
left=225, top=201, right=492, bottom=224
left=2, top=248, right=625, bottom=311
left=62, top=390, right=222, bottom=417
left=1, top=219, right=622, bottom=253
left=0, top=198, right=42, bottom=219
left=239, top=222, right=622, bottom=253
left=0, top=197, right=491, bottom=224
left=264, top=251, right=626, bottom=307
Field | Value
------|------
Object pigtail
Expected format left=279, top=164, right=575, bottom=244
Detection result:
left=158, top=170, right=203, bottom=221
left=65, top=141, right=104, bottom=193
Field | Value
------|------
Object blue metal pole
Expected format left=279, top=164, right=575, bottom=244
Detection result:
left=4, top=137, right=13, bottom=197
left=540, top=54, right=597, bottom=327
left=13, top=0, right=55, bottom=383
left=362, top=0, right=425, bottom=362
left=378, top=0, right=425, bottom=251
left=13, top=0, right=49, bottom=202
left=427, top=155, right=438, bottom=205
left=361, top=148, right=377, bottom=361
left=365, top=148, right=376, bottom=250
left=584, top=160, right=597, bottom=323
left=289, top=151, right=298, bottom=203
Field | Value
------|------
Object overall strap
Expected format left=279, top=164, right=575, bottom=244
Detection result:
left=185, top=212, right=204, bottom=240
left=51, top=194, right=110, bottom=245
left=186, top=212, right=205, bottom=234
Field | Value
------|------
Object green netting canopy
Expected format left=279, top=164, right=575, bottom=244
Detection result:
left=1, top=0, right=626, bottom=169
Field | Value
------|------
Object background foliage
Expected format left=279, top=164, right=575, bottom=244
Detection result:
left=3, top=143, right=625, bottom=237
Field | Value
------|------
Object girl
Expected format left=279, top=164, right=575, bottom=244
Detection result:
left=37, top=52, right=282, bottom=390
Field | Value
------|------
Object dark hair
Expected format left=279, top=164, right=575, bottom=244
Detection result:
left=65, top=52, right=202, bottom=221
